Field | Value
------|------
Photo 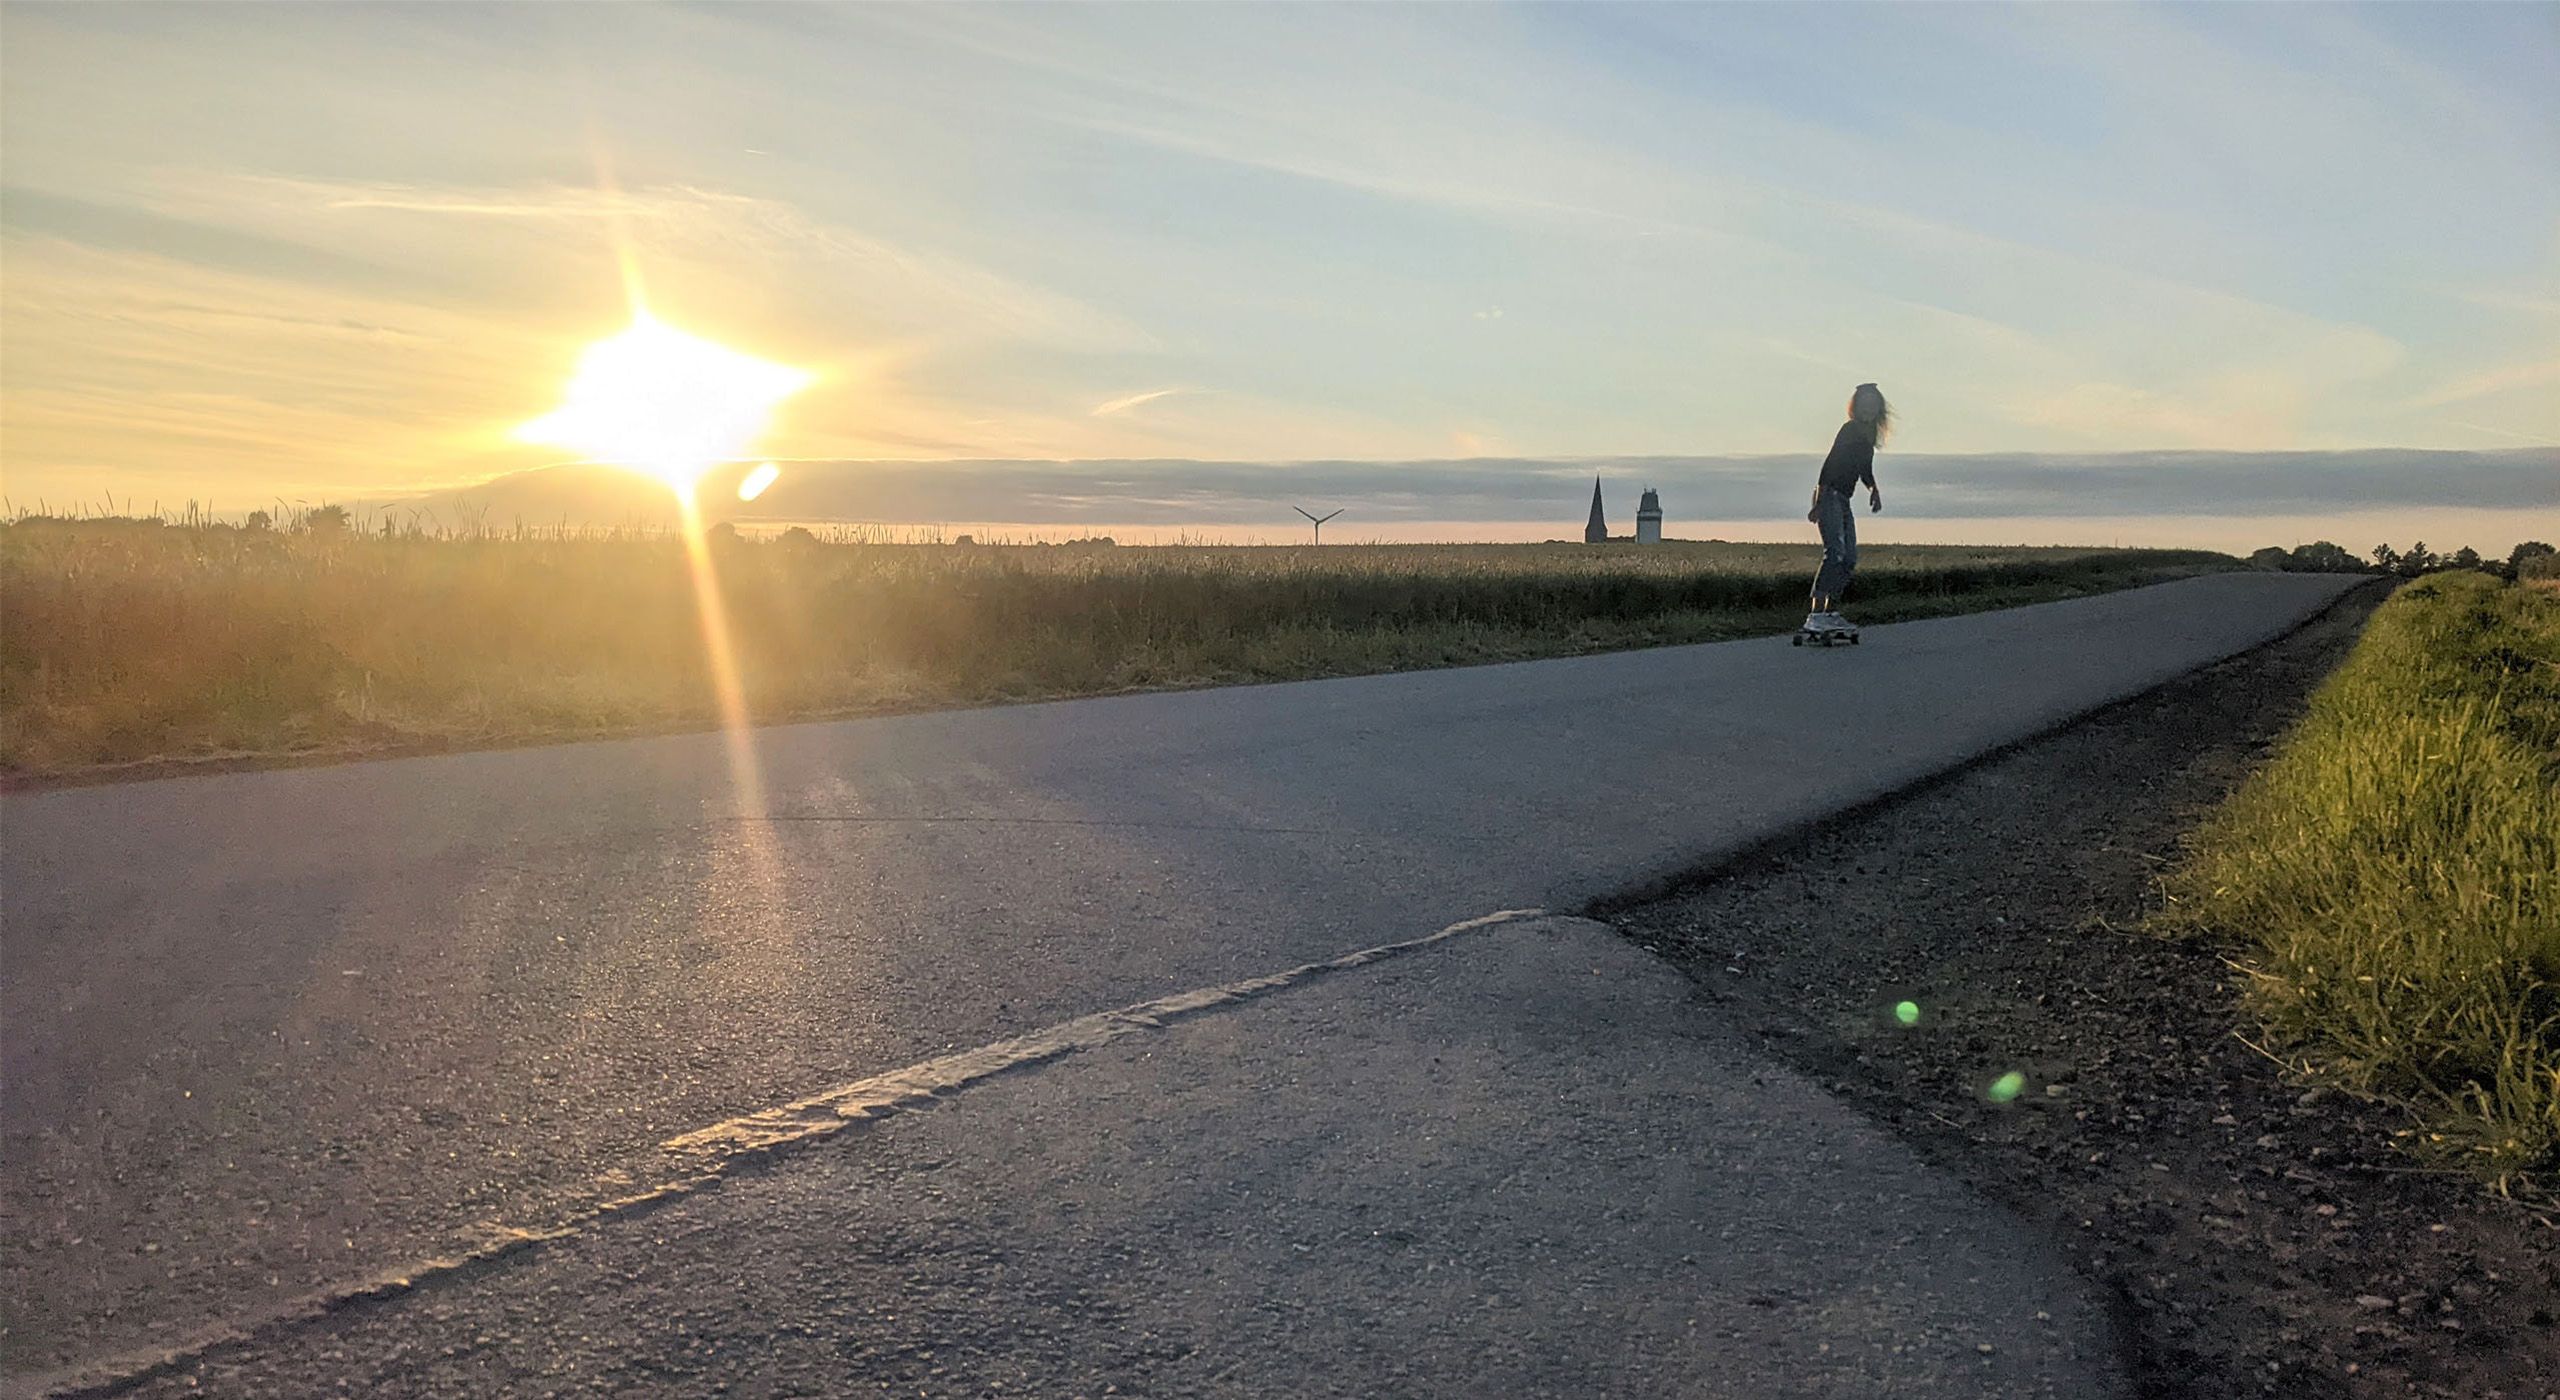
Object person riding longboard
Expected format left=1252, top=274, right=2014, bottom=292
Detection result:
left=1801, top=383, right=1889, bottom=643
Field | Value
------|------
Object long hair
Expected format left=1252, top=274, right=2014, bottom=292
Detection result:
left=1846, top=382, right=1891, bottom=445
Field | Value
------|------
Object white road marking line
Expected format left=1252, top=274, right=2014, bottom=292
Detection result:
left=661, top=906, right=1550, bottom=1164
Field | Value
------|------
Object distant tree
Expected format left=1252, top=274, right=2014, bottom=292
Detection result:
left=2395, top=541, right=2438, bottom=578
left=2249, top=546, right=2291, bottom=571
left=703, top=520, right=739, bottom=547
left=2372, top=543, right=2400, bottom=574
left=304, top=504, right=352, bottom=537
left=2450, top=545, right=2483, bottom=573
left=243, top=510, right=272, bottom=532
left=2506, top=541, right=2555, bottom=580
left=778, top=525, right=819, bottom=548
left=2287, top=541, right=2361, bottom=573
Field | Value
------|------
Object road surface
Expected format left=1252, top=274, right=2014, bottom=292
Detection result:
left=3, top=572, right=2362, bottom=1395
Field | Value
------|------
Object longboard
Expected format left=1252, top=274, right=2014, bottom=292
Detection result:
left=1791, top=625, right=1859, bottom=647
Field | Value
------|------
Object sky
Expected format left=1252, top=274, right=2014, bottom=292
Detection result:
left=2, top=3, right=2554, bottom=545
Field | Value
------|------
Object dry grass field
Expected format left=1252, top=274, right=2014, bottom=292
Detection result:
left=0, top=518, right=2234, bottom=777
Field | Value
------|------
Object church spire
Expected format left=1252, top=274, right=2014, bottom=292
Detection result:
left=1584, top=475, right=1608, bottom=543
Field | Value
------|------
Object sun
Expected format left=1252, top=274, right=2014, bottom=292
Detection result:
left=516, top=310, right=811, bottom=492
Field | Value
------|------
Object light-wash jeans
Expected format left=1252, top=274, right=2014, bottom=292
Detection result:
left=1812, top=489, right=1858, bottom=605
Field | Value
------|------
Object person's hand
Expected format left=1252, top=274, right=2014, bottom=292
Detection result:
left=1868, top=487, right=1884, bottom=514
left=1808, top=489, right=1822, bottom=524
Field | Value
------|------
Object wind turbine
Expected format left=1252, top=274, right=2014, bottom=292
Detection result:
left=1293, top=506, right=1343, bottom=545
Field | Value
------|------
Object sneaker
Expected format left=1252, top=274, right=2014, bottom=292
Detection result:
left=1802, top=612, right=1828, bottom=632
left=1817, top=612, right=1854, bottom=632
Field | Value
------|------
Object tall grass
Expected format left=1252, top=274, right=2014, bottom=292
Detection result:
left=0, top=518, right=2231, bottom=775
left=2159, top=572, right=2559, bottom=1190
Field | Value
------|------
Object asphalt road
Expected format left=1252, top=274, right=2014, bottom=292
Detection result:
left=109, top=915, right=2130, bottom=1399
left=3, top=572, right=2361, bottom=1394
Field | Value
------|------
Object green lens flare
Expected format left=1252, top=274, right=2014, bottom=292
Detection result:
left=1987, top=1071, right=2026, bottom=1103
left=1895, top=1001, right=1920, bottom=1026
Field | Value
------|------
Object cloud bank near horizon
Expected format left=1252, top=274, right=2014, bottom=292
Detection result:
left=412, top=448, right=2555, bottom=532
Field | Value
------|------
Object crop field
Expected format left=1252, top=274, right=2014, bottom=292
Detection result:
left=0, top=519, right=2234, bottom=777
left=2161, top=572, right=2559, bottom=1189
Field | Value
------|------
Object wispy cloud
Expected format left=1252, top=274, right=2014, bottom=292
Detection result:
left=0, top=170, right=1184, bottom=501
left=2453, top=290, right=2560, bottom=319
left=132, top=175, right=1158, bottom=355
left=2407, top=358, right=2560, bottom=410
left=1091, top=387, right=1190, bottom=417
left=2439, top=419, right=2558, bottom=446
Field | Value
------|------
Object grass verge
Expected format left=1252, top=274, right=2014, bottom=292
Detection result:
left=1, top=521, right=2232, bottom=779
left=2158, top=571, right=2560, bottom=1190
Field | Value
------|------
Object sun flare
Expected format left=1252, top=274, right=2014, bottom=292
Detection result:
left=515, top=311, right=810, bottom=493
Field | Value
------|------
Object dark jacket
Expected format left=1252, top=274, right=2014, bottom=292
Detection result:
left=1816, top=421, right=1877, bottom=497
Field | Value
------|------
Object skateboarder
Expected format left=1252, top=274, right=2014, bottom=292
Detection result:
left=1804, top=382, right=1889, bottom=638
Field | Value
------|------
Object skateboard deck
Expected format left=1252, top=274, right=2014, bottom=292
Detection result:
left=1791, top=624, right=1860, bottom=647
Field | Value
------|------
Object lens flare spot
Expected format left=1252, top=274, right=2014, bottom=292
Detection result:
left=1896, top=1000, right=1921, bottom=1026
left=737, top=462, right=781, bottom=502
left=1986, top=1070, right=2026, bottom=1104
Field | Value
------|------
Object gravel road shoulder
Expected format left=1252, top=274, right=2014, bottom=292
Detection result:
left=1612, top=580, right=2559, bottom=1400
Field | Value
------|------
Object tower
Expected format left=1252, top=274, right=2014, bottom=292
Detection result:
left=1636, top=487, right=1663, bottom=544
left=1584, top=476, right=1608, bottom=543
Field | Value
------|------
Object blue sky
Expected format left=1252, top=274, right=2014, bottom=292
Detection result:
left=2, top=2, right=2553, bottom=531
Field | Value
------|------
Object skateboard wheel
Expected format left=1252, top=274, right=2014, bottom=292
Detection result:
left=1792, top=634, right=1804, bottom=646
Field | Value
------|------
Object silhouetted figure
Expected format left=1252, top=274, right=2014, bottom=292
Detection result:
left=1805, top=383, right=1889, bottom=635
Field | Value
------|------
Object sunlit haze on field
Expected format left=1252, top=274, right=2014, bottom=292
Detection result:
left=2, top=3, right=2553, bottom=547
